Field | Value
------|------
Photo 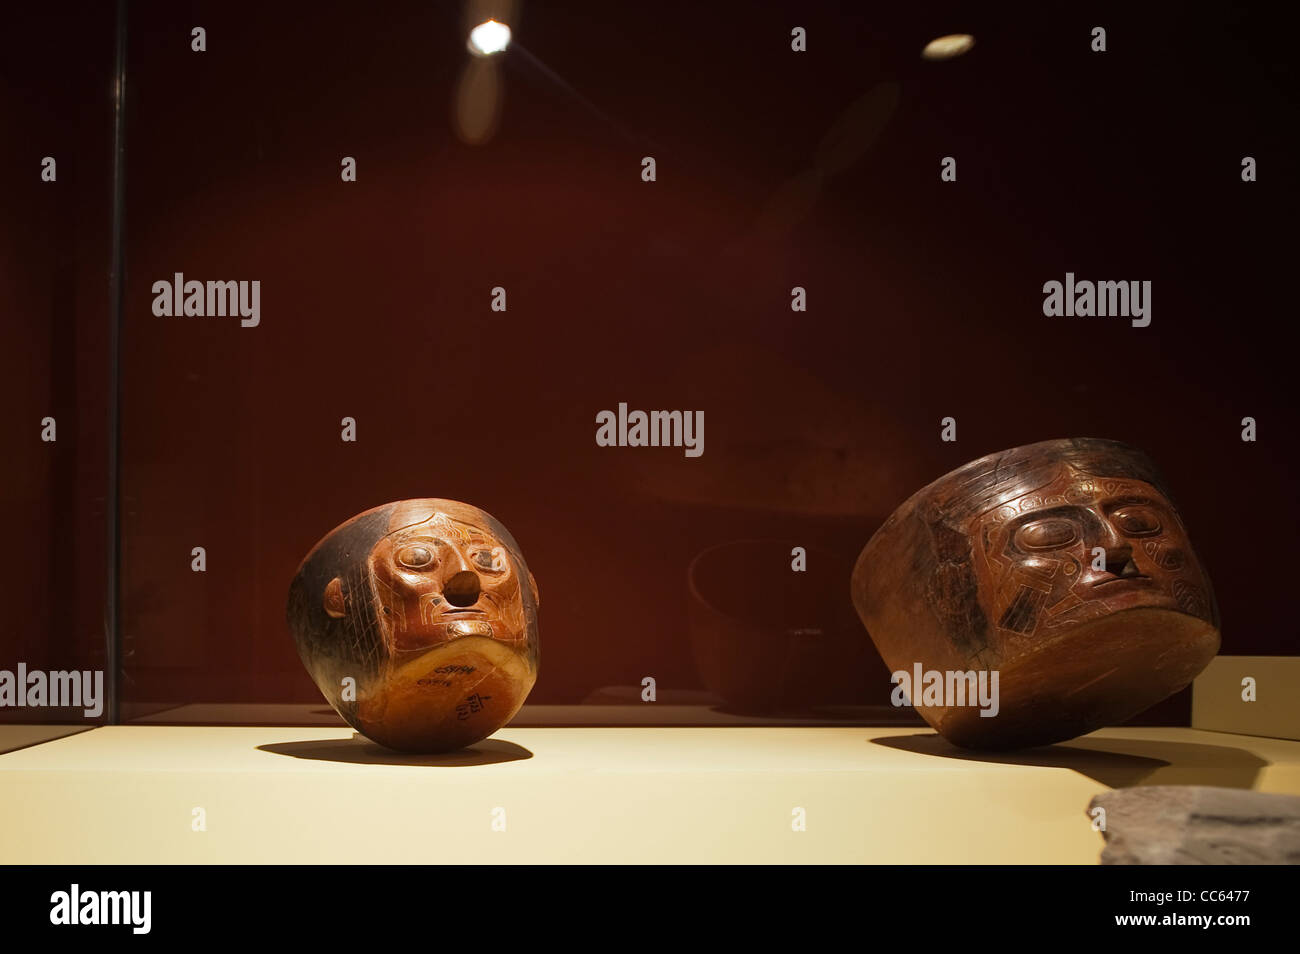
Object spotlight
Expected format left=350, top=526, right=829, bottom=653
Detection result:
left=922, top=34, right=975, bottom=61
left=468, top=19, right=512, bottom=56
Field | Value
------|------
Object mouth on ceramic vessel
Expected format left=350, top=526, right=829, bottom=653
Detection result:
left=439, top=608, right=488, bottom=619
left=396, top=618, right=531, bottom=658
left=1090, top=574, right=1153, bottom=590
left=1088, top=555, right=1152, bottom=589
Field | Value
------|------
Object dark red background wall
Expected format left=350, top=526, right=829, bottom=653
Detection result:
left=4, top=1, right=1296, bottom=718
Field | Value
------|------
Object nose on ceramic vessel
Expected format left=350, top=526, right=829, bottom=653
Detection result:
left=443, top=570, right=481, bottom=607
left=1091, top=515, right=1126, bottom=551
left=1103, top=548, right=1142, bottom=578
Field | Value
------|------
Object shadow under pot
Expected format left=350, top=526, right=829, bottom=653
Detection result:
left=851, top=438, right=1220, bottom=750
left=688, top=539, right=873, bottom=713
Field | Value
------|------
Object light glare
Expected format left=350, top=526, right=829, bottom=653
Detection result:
left=922, top=34, right=975, bottom=61
left=469, top=19, right=512, bottom=56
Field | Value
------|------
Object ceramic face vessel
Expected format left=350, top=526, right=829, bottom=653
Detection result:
left=852, top=438, right=1219, bottom=749
left=288, top=499, right=539, bottom=752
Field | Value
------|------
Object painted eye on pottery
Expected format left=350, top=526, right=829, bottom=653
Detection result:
left=1113, top=506, right=1161, bottom=536
left=472, top=547, right=506, bottom=572
left=1016, top=518, right=1077, bottom=551
left=287, top=498, right=540, bottom=753
left=398, top=545, right=435, bottom=569
left=851, top=438, right=1220, bottom=751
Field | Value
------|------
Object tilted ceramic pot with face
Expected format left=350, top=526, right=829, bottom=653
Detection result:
left=851, top=438, right=1219, bottom=749
left=288, top=499, right=539, bottom=752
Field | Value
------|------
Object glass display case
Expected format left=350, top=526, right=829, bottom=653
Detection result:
left=3, top=0, right=1297, bottom=878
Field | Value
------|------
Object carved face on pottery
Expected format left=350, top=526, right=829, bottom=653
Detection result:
left=352, top=501, right=532, bottom=654
left=288, top=499, right=539, bottom=753
left=851, top=439, right=1220, bottom=750
left=972, top=468, right=1214, bottom=643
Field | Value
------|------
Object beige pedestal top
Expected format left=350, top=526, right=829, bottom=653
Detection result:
left=1, top=725, right=1296, bottom=864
